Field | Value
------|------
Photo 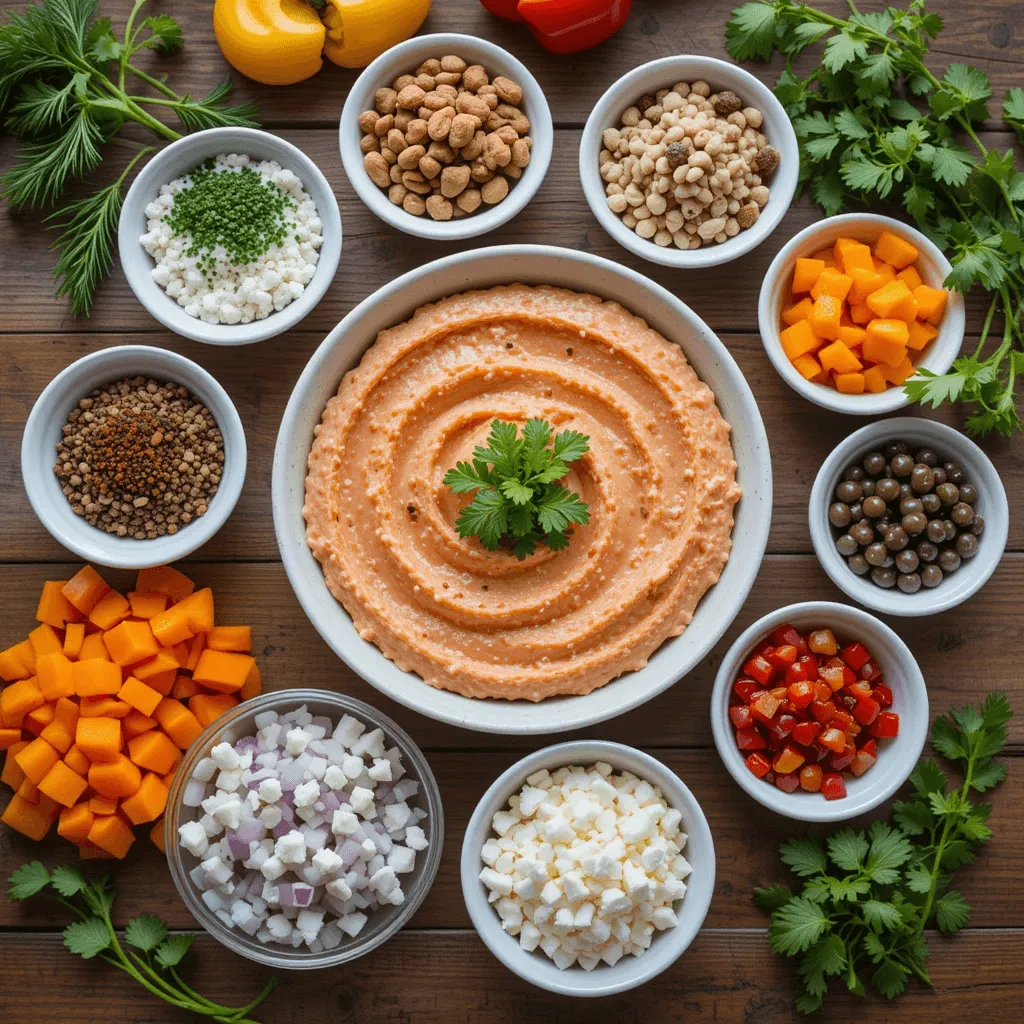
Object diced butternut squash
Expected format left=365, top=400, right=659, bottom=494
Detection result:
left=837, top=241, right=874, bottom=276
left=64, top=745, right=90, bottom=776
left=36, top=652, right=75, bottom=702
left=73, top=659, right=123, bottom=697
left=782, top=297, right=813, bottom=326
left=154, top=698, right=203, bottom=749
left=88, top=795, right=118, bottom=815
left=1, top=792, right=58, bottom=840
left=127, top=730, right=181, bottom=774
left=189, top=693, right=239, bottom=729
left=181, top=588, right=214, bottom=634
left=809, top=294, right=842, bottom=340
left=791, top=354, right=822, bottom=380
left=58, top=803, right=95, bottom=845
left=207, top=626, right=253, bottom=654
left=1, top=678, right=45, bottom=720
left=88, top=590, right=130, bottom=632
left=127, top=591, right=170, bottom=619
left=102, top=620, right=160, bottom=667
left=193, top=650, right=256, bottom=694
left=121, top=773, right=169, bottom=825
left=171, top=674, right=199, bottom=700
left=78, top=633, right=110, bottom=661
left=913, top=284, right=948, bottom=324
left=168, top=642, right=190, bottom=667
left=818, top=341, right=863, bottom=376
left=792, top=257, right=825, bottom=293
left=62, top=566, right=110, bottom=616
left=28, top=623, right=63, bottom=658
left=834, top=372, right=866, bottom=395
left=122, top=710, right=159, bottom=739
left=0, top=727, right=22, bottom=749
left=149, top=605, right=194, bottom=647
left=88, top=755, right=142, bottom=799
left=25, top=703, right=55, bottom=733
left=862, top=365, right=889, bottom=394
left=837, top=324, right=867, bottom=348
left=118, top=676, right=163, bottom=718
left=0, top=640, right=35, bottom=681
left=907, top=320, right=939, bottom=351
left=863, top=319, right=910, bottom=366
left=38, top=722, right=73, bottom=755
left=185, top=633, right=206, bottom=672
left=811, top=247, right=837, bottom=266
left=38, top=759, right=89, bottom=807
left=847, top=302, right=873, bottom=326
left=780, top=319, right=820, bottom=359
left=831, top=236, right=861, bottom=269
left=866, top=279, right=917, bottom=321
left=150, top=816, right=166, bottom=854
left=874, top=229, right=919, bottom=269
left=14, top=737, right=60, bottom=785
left=897, top=265, right=923, bottom=290
left=132, top=651, right=180, bottom=695
left=63, top=622, right=86, bottom=660
left=75, top=717, right=122, bottom=764
left=847, top=267, right=884, bottom=305
left=883, top=355, right=917, bottom=386
left=16, top=778, right=38, bottom=802
left=810, top=268, right=853, bottom=303
left=239, top=662, right=262, bottom=701
left=87, top=814, right=136, bottom=858
left=35, top=581, right=84, bottom=629
left=53, top=697, right=80, bottom=734
left=1, top=741, right=28, bottom=788
left=78, top=696, right=132, bottom=719
left=135, top=566, right=195, bottom=604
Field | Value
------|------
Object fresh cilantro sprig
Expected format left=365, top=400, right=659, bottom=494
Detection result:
left=7, top=863, right=275, bottom=1021
left=726, top=0, right=1024, bottom=436
left=755, top=693, right=1012, bottom=1013
left=443, top=418, right=590, bottom=559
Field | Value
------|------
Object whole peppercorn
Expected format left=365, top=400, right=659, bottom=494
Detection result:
left=755, top=146, right=780, bottom=175
left=713, top=90, right=742, bottom=116
left=665, top=141, right=689, bottom=169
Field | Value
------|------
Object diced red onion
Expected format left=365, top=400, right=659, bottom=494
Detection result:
left=272, top=820, right=292, bottom=839
left=321, top=792, right=341, bottom=812
left=340, top=838, right=362, bottom=866
left=233, top=818, right=266, bottom=843
left=227, top=835, right=251, bottom=860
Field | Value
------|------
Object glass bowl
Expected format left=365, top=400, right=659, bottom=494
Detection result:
left=164, top=688, right=444, bottom=968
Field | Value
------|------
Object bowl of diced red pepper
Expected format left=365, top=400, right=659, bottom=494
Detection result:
left=711, top=602, right=929, bottom=822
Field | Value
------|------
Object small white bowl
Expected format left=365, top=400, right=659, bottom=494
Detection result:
left=758, top=213, right=965, bottom=414
left=809, top=418, right=1009, bottom=616
left=119, top=127, right=341, bottom=345
left=580, top=55, right=798, bottom=269
left=339, top=33, right=553, bottom=240
left=710, top=602, right=929, bottom=823
left=460, top=740, right=715, bottom=996
left=21, top=345, right=246, bottom=569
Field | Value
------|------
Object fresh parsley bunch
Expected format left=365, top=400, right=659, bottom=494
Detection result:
left=7, top=862, right=274, bottom=1021
left=727, top=0, right=1024, bottom=436
left=756, top=693, right=1012, bottom=1013
left=443, top=418, right=590, bottom=559
left=0, top=0, right=259, bottom=315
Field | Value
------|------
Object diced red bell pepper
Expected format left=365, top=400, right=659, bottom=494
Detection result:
left=859, top=659, right=883, bottom=683
left=850, top=750, right=877, bottom=777
left=808, top=629, right=837, bottom=655
left=785, top=656, right=818, bottom=685
left=775, top=772, right=800, bottom=793
left=771, top=625, right=808, bottom=655
left=744, top=654, right=777, bottom=687
left=773, top=745, right=805, bottom=774
left=869, top=711, right=900, bottom=738
left=858, top=738, right=877, bottom=757
left=763, top=770, right=776, bottom=786
left=729, top=704, right=753, bottom=730
left=799, top=763, right=823, bottom=792
left=830, top=739, right=857, bottom=772
left=768, top=713, right=797, bottom=741
left=733, top=678, right=760, bottom=703
left=874, top=683, right=894, bottom=708
left=852, top=693, right=880, bottom=726
left=818, top=727, right=847, bottom=753
left=745, top=752, right=772, bottom=779
left=750, top=691, right=780, bottom=725
left=819, top=664, right=846, bottom=691
left=825, top=656, right=857, bottom=685
left=792, top=720, right=822, bottom=746
left=515, top=0, right=634, bottom=54
left=840, top=642, right=871, bottom=670
left=813, top=681, right=833, bottom=703
left=844, top=680, right=873, bottom=699
left=787, top=680, right=815, bottom=709
left=811, top=700, right=837, bottom=725
left=766, top=644, right=798, bottom=669
left=735, top=726, right=768, bottom=751
left=821, top=772, right=847, bottom=800
left=769, top=686, right=788, bottom=701
left=830, top=710, right=854, bottom=732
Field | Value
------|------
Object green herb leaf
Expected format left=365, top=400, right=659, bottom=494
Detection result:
left=826, top=830, right=868, bottom=872
left=125, top=914, right=168, bottom=952
left=865, top=822, right=913, bottom=884
left=935, top=890, right=972, bottom=934
left=725, top=2, right=780, bottom=61
left=535, top=487, right=590, bottom=535
left=141, top=13, right=183, bottom=54
left=862, top=900, right=903, bottom=931
left=154, top=933, right=194, bottom=968
left=780, top=836, right=828, bottom=878
left=49, top=866, right=88, bottom=898
left=872, top=959, right=909, bottom=999
left=170, top=79, right=259, bottom=131
left=768, top=896, right=831, bottom=956
left=7, top=862, right=51, bottom=900
left=64, top=918, right=112, bottom=959
left=754, top=884, right=793, bottom=912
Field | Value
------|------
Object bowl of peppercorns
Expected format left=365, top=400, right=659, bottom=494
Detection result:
left=21, top=345, right=246, bottom=568
left=809, top=418, right=1008, bottom=616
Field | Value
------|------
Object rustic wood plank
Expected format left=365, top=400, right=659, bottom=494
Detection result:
left=2, top=748, right=1020, bottom=930
left=1, top=128, right=1015, bottom=334
left=0, top=928, right=1021, bottom=1021
left=0, top=558, right=1020, bottom=754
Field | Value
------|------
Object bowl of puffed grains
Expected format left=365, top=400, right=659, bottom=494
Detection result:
left=580, top=56, right=798, bottom=269
left=21, top=345, right=246, bottom=569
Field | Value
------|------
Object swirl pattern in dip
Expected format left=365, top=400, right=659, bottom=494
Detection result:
left=304, top=285, right=740, bottom=701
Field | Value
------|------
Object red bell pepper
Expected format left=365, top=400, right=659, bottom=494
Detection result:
left=821, top=772, right=847, bottom=801
left=479, top=0, right=633, bottom=54
left=745, top=752, right=772, bottom=779
left=775, top=772, right=800, bottom=793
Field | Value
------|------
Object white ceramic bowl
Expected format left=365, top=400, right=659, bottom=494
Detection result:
left=809, top=418, right=1008, bottom=616
left=272, top=244, right=771, bottom=735
left=758, top=213, right=965, bottom=414
left=339, top=33, right=553, bottom=240
left=21, top=345, right=246, bottom=568
left=710, top=602, right=929, bottom=823
left=119, top=127, right=341, bottom=345
left=580, top=55, right=798, bottom=269
left=460, top=741, right=715, bottom=996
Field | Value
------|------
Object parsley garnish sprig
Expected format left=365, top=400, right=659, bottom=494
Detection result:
left=0, top=0, right=259, bottom=315
left=755, top=693, right=1012, bottom=1013
left=7, top=862, right=275, bottom=1021
left=443, top=418, right=591, bottom=559
left=727, top=0, right=1024, bottom=436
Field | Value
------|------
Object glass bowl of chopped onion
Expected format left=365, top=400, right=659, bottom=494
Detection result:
left=164, top=688, right=444, bottom=968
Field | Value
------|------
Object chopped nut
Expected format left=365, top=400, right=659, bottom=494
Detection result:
left=395, top=84, right=426, bottom=110
left=755, top=146, right=780, bottom=176
left=440, top=164, right=471, bottom=197
left=363, top=151, right=390, bottom=187
left=374, top=88, right=398, bottom=115
left=492, top=76, right=524, bottom=105
left=713, top=90, right=742, bottom=116
left=736, top=202, right=759, bottom=228
left=425, top=194, right=454, bottom=220
left=481, top=175, right=509, bottom=204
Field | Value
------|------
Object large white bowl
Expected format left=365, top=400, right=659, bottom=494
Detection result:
left=339, top=33, right=553, bottom=241
left=580, top=55, right=798, bottom=269
left=22, top=345, right=246, bottom=569
left=809, top=418, right=1008, bottom=616
left=758, top=213, right=965, bottom=414
left=710, top=602, right=929, bottom=823
left=272, top=245, right=771, bottom=735
left=119, top=127, right=341, bottom=345
left=460, top=741, right=715, bottom=996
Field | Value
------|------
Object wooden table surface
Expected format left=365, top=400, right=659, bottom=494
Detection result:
left=2, top=0, right=1023, bottom=1020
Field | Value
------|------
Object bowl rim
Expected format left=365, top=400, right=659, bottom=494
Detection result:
left=20, top=344, right=246, bottom=569
left=757, top=212, right=966, bottom=415
left=163, top=687, right=445, bottom=969
left=118, top=126, right=342, bottom=346
left=808, top=417, right=1009, bottom=616
left=459, top=739, right=715, bottom=996
left=579, top=54, right=799, bottom=269
left=710, top=600, right=930, bottom=822
left=338, top=32, right=553, bottom=241
left=271, top=243, right=772, bottom=735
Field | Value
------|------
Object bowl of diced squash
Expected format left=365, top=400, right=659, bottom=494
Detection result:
left=758, top=213, right=965, bottom=414
left=0, top=563, right=260, bottom=860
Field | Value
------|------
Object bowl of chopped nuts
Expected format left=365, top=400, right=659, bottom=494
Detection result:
left=580, top=56, right=798, bottom=268
left=339, top=33, right=553, bottom=240
left=21, top=345, right=246, bottom=569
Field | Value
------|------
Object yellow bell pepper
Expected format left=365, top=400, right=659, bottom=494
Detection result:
left=213, top=0, right=431, bottom=85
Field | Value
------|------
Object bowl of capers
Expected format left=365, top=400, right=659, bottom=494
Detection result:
left=809, top=418, right=1008, bottom=616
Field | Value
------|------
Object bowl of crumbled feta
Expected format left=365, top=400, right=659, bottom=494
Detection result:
left=119, top=127, right=341, bottom=345
left=461, top=740, right=715, bottom=996
left=164, top=689, right=443, bottom=967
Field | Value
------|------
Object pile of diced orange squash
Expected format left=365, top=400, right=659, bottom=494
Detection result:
left=780, top=229, right=949, bottom=395
left=0, top=564, right=260, bottom=859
